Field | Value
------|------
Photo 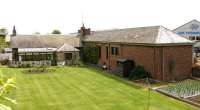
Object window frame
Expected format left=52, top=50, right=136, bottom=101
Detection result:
left=111, top=46, right=119, bottom=56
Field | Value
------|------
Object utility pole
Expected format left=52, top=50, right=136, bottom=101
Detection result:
left=146, top=77, right=151, bottom=110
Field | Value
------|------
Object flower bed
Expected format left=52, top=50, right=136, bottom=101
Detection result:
left=23, top=66, right=55, bottom=74
left=157, top=79, right=200, bottom=98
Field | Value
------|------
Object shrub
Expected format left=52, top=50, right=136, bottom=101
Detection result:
left=18, top=63, right=31, bottom=68
left=83, top=46, right=100, bottom=64
left=0, top=73, right=16, bottom=110
left=25, top=65, right=54, bottom=74
left=0, top=59, right=9, bottom=65
left=72, top=59, right=85, bottom=67
left=192, top=66, right=200, bottom=77
left=129, top=65, right=150, bottom=80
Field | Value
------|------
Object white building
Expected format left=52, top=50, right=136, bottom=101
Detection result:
left=174, top=20, right=200, bottom=56
left=174, top=20, right=200, bottom=41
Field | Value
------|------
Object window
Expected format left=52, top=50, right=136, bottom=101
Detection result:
left=196, top=36, right=200, bottom=41
left=25, top=53, right=33, bottom=61
left=33, top=53, right=39, bottom=61
left=106, top=46, right=109, bottom=59
left=111, top=47, right=119, bottom=55
left=47, top=54, right=53, bottom=60
left=189, top=36, right=196, bottom=40
left=65, top=53, right=72, bottom=60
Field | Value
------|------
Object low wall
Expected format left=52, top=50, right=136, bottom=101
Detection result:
left=156, top=89, right=200, bottom=108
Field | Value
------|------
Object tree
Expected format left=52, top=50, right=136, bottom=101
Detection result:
left=0, top=73, right=16, bottom=110
left=52, top=29, right=61, bottom=34
left=33, top=32, right=40, bottom=35
left=0, top=28, right=8, bottom=35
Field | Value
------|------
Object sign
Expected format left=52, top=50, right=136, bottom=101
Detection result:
left=174, top=20, right=200, bottom=36
left=177, top=31, right=200, bottom=35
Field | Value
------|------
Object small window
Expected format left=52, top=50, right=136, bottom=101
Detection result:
left=65, top=53, right=72, bottom=60
left=196, top=36, right=200, bottom=41
left=111, top=47, right=119, bottom=55
left=47, top=54, right=53, bottom=60
left=189, top=36, right=195, bottom=40
left=106, top=46, right=109, bottom=59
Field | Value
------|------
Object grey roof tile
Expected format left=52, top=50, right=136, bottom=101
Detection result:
left=11, top=34, right=80, bottom=48
left=83, top=26, right=193, bottom=45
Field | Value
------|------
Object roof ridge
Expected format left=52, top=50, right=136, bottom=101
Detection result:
left=173, top=19, right=200, bottom=31
left=91, top=25, right=161, bottom=33
left=155, top=26, right=193, bottom=44
left=155, top=26, right=163, bottom=43
left=56, top=43, right=79, bottom=52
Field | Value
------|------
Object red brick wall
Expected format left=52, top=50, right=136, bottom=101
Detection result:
left=98, top=44, right=157, bottom=78
left=89, top=42, right=192, bottom=81
left=163, top=46, right=192, bottom=80
left=98, top=44, right=110, bottom=67
left=121, top=45, right=155, bottom=75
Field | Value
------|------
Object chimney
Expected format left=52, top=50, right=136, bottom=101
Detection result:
left=11, top=26, right=17, bottom=36
left=78, top=24, right=90, bottom=36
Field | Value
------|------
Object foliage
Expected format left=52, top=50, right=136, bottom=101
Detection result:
left=0, top=103, right=11, bottom=110
left=51, top=29, right=61, bottom=34
left=0, top=59, right=9, bottom=65
left=0, top=36, right=9, bottom=52
left=33, top=32, right=40, bottom=34
left=83, top=45, right=100, bottom=64
left=129, top=65, right=150, bottom=80
left=17, top=63, right=31, bottom=68
left=0, top=28, right=7, bottom=35
left=24, top=65, right=54, bottom=74
left=0, top=72, right=16, bottom=110
left=7, top=64, right=18, bottom=68
left=70, top=59, right=85, bottom=67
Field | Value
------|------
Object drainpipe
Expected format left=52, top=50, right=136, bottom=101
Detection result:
left=162, top=47, right=165, bottom=81
left=153, top=48, right=155, bottom=78
left=108, top=43, right=110, bottom=70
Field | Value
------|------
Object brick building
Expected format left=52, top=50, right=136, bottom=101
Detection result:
left=9, top=25, right=194, bottom=81
left=81, top=26, right=194, bottom=81
left=10, top=34, right=80, bottom=66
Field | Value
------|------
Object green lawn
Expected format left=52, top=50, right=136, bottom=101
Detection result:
left=0, top=66, right=198, bottom=110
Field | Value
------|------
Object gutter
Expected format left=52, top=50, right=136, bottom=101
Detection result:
left=83, top=41, right=195, bottom=47
left=108, top=43, right=111, bottom=70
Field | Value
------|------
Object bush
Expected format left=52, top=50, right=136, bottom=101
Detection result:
left=24, top=65, right=54, bottom=74
left=18, top=63, right=31, bottom=68
left=72, top=59, right=85, bottom=67
left=129, top=65, right=150, bottom=80
left=192, top=66, right=200, bottom=77
left=0, top=73, right=16, bottom=109
left=83, top=46, right=100, bottom=64
left=0, top=59, right=9, bottom=65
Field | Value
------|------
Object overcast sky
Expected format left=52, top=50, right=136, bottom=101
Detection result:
left=0, top=0, right=199, bottom=34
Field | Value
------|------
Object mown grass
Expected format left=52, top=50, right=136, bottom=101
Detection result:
left=0, top=66, right=198, bottom=110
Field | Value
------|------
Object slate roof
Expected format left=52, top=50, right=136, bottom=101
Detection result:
left=57, top=43, right=79, bottom=52
left=11, top=34, right=80, bottom=48
left=10, top=26, right=194, bottom=49
left=83, top=26, right=194, bottom=46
